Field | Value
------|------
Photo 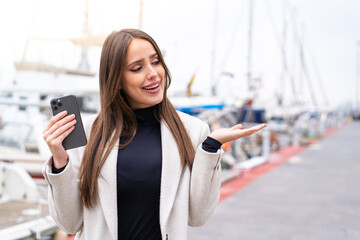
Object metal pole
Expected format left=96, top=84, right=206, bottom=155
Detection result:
left=356, top=41, right=360, bottom=111
left=80, top=0, right=90, bottom=70
left=211, top=0, right=218, bottom=96
left=247, top=0, right=254, bottom=92
left=280, top=0, right=286, bottom=103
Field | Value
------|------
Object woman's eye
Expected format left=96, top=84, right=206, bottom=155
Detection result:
left=130, top=66, right=142, bottom=72
left=152, top=59, right=160, bottom=65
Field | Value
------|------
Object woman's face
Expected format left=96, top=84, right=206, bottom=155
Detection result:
left=122, top=38, right=165, bottom=109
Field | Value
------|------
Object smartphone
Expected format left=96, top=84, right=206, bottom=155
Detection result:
left=50, top=95, right=87, bottom=150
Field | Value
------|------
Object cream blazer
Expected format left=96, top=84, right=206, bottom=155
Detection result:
left=42, top=111, right=222, bottom=240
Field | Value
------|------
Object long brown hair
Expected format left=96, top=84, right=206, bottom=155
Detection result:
left=79, top=29, right=195, bottom=208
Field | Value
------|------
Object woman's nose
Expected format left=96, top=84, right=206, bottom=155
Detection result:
left=147, top=65, right=157, bottom=79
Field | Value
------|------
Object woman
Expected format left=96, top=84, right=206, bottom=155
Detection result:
left=42, top=29, right=266, bottom=240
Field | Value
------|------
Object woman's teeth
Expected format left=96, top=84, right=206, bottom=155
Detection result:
left=143, top=83, right=159, bottom=90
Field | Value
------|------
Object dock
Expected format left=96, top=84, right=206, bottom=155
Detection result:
left=189, top=121, right=360, bottom=240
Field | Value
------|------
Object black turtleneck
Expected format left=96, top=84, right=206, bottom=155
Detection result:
left=117, top=106, right=162, bottom=240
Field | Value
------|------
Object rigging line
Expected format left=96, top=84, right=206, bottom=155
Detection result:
left=287, top=5, right=303, bottom=97
left=302, top=30, right=329, bottom=107
left=213, top=0, right=247, bottom=87
left=298, top=27, right=318, bottom=107
left=283, top=0, right=299, bottom=97
left=265, top=0, right=297, bottom=96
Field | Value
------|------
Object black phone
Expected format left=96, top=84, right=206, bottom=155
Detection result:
left=50, top=95, right=87, bottom=150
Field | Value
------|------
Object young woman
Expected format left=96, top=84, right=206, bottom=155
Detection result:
left=42, top=29, right=266, bottom=240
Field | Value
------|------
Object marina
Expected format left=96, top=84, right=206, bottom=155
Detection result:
left=1, top=117, right=358, bottom=239
left=0, top=0, right=360, bottom=239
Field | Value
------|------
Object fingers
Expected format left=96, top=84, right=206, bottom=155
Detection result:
left=49, top=124, right=75, bottom=148
left=49, top=119, right=77, bottom=141
left=44, top=111, right=68, bottom=133
left=43, top=113, right=76, bottom=138
left=42, top=111, right=77, bottom=166
left=44, top=119, right=76, bottom=147
left=43, top=112, right=77, bottom=148
left=210, top=123, right=267, bottom=144
left=238, top=123, right=267, bottom=137
left=249, top=123, right=267, bottom=132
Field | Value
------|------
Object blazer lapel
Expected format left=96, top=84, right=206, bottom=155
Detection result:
left=97, top=145, right=118, bottom=239
left=159, top=120, right=183, bottom=229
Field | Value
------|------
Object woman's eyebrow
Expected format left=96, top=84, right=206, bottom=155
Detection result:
left=149, top=53, right=158, bottom=59
left=127, top=53, right=158, bottom=67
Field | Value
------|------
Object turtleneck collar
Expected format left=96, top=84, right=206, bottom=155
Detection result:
left=133, top=106, right=159, bottom=127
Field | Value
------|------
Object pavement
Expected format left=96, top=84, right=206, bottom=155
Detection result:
left=189, top=121, right=360, bottom=240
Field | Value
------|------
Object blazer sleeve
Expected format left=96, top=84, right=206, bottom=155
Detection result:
left=42, top=115, right=97, bottom=233
left=188, top=121, right=223, bottom=227
left=42, top=147, right=84, bottom=234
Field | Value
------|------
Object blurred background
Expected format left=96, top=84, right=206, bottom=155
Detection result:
left=0, top=0, right=359, bottom=239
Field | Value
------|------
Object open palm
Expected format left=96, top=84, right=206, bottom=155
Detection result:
left=209, top=123, right=267, bottom=144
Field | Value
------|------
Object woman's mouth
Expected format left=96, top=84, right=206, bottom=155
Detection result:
left=143, top=83, right=159, bottom=90
left=142, top=82, right=161, bottom=93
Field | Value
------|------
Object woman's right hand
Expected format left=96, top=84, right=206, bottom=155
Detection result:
left=43, top=111, right=77, bottom=168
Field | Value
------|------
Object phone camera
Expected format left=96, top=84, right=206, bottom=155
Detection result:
left=52, top=101, right=57, bottom=105
left=58, top=102, right=63, bottom=107
left=54, top=106, right=58, bottom=111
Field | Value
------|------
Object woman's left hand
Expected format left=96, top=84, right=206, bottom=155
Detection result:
left=209, top=123, right=267, bottom=144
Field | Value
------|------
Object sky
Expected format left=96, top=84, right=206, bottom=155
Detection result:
left=0, top=0, right=359, bottom=109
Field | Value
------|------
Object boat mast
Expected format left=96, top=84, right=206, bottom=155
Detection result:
left=247, top=0, right=254, bottom=93
left=280, top=0, right=286, bottom=104
left=356, top=41, right=360, bottom=110
left=79, top=0, right=90, bottom=71
left=290, top=7, right=304, bottom=100
left=280, top=0, right=297, bottom=105
left=280, top=0, right=294, bottom=104
left=211, top=0, right=219, bottom=96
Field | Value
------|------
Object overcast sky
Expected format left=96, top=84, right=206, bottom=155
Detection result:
left=0, top=0, right=359, bottom=109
